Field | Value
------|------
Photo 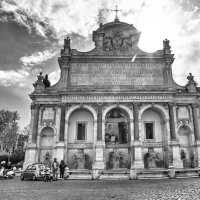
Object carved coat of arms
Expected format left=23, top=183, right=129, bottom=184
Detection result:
left=103, top=30, right=132, bottom=54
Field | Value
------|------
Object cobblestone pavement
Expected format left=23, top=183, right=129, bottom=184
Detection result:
left=1, top=177, right=200, bottom=200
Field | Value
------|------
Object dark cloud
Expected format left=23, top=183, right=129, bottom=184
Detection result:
left=0, top=85, right=31, bottom=127
left=0, top=21, right=48, bottom=68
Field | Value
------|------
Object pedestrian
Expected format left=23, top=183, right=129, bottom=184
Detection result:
left=59, top=160, right=66, bottom=179
left=52, top=158, right=59, bottom=181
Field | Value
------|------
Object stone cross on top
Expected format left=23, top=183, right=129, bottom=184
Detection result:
left=111, top=5, right=122, bottom=21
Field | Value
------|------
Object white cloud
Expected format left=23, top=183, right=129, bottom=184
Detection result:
left=48, top=70, right=60, bottom=85
left=20, top=50, right=57, bottom=67
left=0, top=69, right=30, bottom=86
left=1, top=0, right=200, bottom=86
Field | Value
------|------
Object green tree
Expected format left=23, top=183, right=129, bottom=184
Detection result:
left=0, top=110, right=20, bottom=160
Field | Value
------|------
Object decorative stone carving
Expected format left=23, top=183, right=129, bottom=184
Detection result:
left=43, top=152, right=52, bottom=168
left=33, top=72, right=45, bottom=91
left=185, top=73, right=197, bottom=92
left=145, top=148, right=160, bottom=168
left=180, top=149, right=187, bottom=168
left=74, top=149, right=86, bottom=169
left=108, top=149, right=124, bottom=169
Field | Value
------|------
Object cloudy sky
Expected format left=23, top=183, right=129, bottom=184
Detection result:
left=0, top=0, right=200, bottom=129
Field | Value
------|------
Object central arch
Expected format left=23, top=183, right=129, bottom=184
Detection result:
left=103, top=104, right=132, bottom=169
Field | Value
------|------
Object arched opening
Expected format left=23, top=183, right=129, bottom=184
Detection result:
left=67, top=108, right=94, bottom=170
left=104, top=108, right=130, bottom=169
left=39, top=127, right=54, bottom=166
left=141, top=107, right=168, bottom=169
left=178, top=125, right=195, bottom=168
left=105, top=108, right=130, bottom=145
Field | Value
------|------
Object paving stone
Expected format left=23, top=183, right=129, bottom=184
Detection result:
left=0, top=177, right=200, bottom=199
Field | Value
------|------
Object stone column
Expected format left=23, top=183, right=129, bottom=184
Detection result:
left=192, top=104, right=200, bottom=141
left=133, top=103, right=139, bottom=140
left=63, top=120, right=69, bottom=162
left=132, top=103, right=144, bottom=169
left=93, top=103, right=104, bottom=169
left=168, top=102, right=176, bottom=140
left=97, top=103, right=102, bottom=141
left=24, top=103, right=39, bottom=169
left=55, top=104, right=65, bottom=162
left=168, top=102, right=183, bottom=168
left=59, top=104, right=66, bottom=141
left=32, top=104, right=40, bottom=143
left=192, top=104, right=200, bottom=167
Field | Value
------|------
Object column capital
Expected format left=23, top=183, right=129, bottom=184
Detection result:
left=191, top=103, right=199, bottom=108
left=132, top=102, right=140, bottom=107
left=56, top=102, right=66, bottom=108
left=30, top=103, right=40, bottom=110
left=168, top=101, right=176, bottom=107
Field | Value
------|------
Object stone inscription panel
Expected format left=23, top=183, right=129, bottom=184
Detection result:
left=70, top=63, right=164, bottom=86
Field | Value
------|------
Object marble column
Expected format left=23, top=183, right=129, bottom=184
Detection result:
left=192, top=104, right=200, bottom=167
left=59, top=104, right=66, bottom=141
left=168, top=102, right=176, bottom=140
left=132, top=103, right=144, bottom=169
left=32, top=104, right=40, bottom=143
left=24, top=104, right=39, bottom=169
left=133, top=103, right=139, bottom=141
left=93, top=103, right=104, bottom=169
left=192, top=104, right=200, bottom=141
left=168, top=102, right=183, bottom=168
left=97, top=103, right=102, bottom=141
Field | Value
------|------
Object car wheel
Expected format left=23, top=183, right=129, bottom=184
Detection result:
left=20, top=175, right=24, bottom=181
left=32, top=174, right=36, bottom=181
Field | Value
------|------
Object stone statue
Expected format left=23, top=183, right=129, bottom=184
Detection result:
left=168, top=151, right=173, bottom=166
left=43, top=152, right=51, bottom=168
left=74, top=149, right=85, bottom=169
left=64, top=37, right=70, bottom=48
left=180, top=149, right=187, bottom=168
left=43, top=74, right=51, bottom=88
left=180, top=149, right=186, bottom=160
left=146, top=148, right=160, bottom=168
left=110, top=149, right=124, bottom=169
left=163, top=39, right=171, bottom=49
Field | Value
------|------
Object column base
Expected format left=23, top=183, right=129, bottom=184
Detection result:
left=93, top=142, right=105, bottom=170
left=23, top=143, right=38, bottom=169
left=133, top=141, right=144, bottom=169
left=194, top=140, right=200, bottom=167
left=170, top=140, right=183, bottom=168
left=129, top=165, right=137, bottom=180
left=54, top=142, right=65, bottom=162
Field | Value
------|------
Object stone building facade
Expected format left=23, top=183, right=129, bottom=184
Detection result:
left=24, top=18, right=200, bottom=172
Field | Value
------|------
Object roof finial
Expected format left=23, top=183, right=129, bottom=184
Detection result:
left=111, top=5, right=122, bottom=21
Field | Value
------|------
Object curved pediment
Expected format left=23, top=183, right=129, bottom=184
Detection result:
left=71, top=20, right=141, bottom=56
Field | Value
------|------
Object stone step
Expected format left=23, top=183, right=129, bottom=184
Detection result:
left=100, top=174, right=129, bottom=180
left=67, top=175, right=92, bottom=180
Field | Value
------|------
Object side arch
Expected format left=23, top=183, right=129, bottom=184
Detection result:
left=66, top=105, right=97, bottom=121
left=139, top=104, right=169, bottom=121
left=102, top=104, right=133, bottom=121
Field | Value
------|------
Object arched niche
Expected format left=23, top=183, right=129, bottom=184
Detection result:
left=39, top=127, right=54, bottom=163
left=141, top=107, right=168, bottom=169
left=68, top=108, right=94, bottom=143
left=178, top=125, right=195, bottom=168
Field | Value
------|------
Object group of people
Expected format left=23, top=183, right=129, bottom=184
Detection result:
left=0, top=161, right=13, bottom=176
left=51, top=158, right=67, bottom=181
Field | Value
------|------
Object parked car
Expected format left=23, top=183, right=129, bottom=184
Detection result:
left=20, top=163, right=52, bottom=181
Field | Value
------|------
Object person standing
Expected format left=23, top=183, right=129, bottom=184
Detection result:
left=59, top=160, right=66, bottom=179
left=52, top=158, right=59, bottom=181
